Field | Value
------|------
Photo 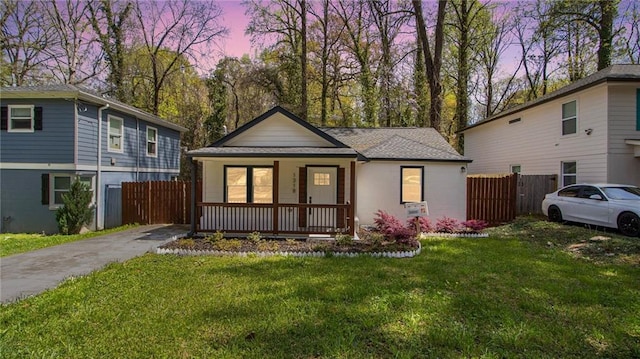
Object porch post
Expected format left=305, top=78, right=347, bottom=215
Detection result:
left=189, top=159, right=197, bottom=236
left=273, top=160, right=279, bottom=235
left=350, top=160, right=356, bottom=236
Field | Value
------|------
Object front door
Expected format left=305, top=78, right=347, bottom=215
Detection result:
left=307, top=166, right=337, bottom=228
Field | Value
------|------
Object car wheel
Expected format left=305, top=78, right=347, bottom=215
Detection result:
left=548, top=206, right=563, bottom=223
left=617, top=212, right=640, bottom=237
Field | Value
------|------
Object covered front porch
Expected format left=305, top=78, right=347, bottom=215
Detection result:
left=189, top=155, right=358, bottom=237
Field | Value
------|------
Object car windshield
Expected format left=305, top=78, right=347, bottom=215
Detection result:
left=602, top=186, right=640, bottom=200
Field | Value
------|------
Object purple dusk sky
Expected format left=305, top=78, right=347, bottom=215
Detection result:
left=218, top=1, right=253, bottom=57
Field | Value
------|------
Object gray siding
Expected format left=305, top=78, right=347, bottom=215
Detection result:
left=98, top=111, right=180, bottom=170
left=138, top=122, right=181, bottom=170
left=1, top=170, right=62, bottom=234
left=77, top=103, right=98, bottom=165
left=0, top=99, right=74, bottom=163
left=607, top=84, right=640, bottom=186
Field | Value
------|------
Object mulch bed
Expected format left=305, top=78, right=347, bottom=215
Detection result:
left=159, top=236, right=419, bottom=254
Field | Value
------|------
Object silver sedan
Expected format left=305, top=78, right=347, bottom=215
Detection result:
left=542, top=184, right=640, bottom=237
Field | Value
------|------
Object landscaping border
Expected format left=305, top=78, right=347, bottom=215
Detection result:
left=156, top=241, right=421, bottom=258
left=420, top=232, right=489, bottom=238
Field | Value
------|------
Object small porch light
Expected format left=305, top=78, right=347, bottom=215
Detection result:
left=460, top=166, right=466, bottom=173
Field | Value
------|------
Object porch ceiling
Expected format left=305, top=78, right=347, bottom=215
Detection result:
left=187, top=146, right=359, bottom=158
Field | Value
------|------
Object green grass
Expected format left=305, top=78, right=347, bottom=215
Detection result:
left=1, top=218, right=639, bottom=358
left=0, top=225, right=138, bottom=257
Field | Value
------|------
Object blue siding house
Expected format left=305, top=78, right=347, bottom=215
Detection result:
left=0, top=84, right=186, bottom=233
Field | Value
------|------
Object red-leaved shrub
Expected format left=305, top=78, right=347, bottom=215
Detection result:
left=461, top=219, right=488, bottom=233
left=406, top=216, right=433, bottom=233
left=374, top=210, right=416, bottom=242
left=435, top=216, right=462, bottom=233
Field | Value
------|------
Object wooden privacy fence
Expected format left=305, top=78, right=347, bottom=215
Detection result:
left=516, top=175, right=558, bottom=215
left=467, top=174, right=518, bottom=225
left=122, top=181, right=201, bottom=225
left=467, top=174, right=558, bottom=225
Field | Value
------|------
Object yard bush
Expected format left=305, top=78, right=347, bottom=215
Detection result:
left=55, top=179, right=94, bottom=235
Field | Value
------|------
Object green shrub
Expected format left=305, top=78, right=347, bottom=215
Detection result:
left=55, top=179, right=94, bottom=234
left=257, top=240, right=279, bottom=251
left=212, top=239, right=242, bottom=251
left=335, top=233, right=353, bottom=246
left=247, top=231, right=262, bottom=242
left=204, top=231, right=225, bottom=244
left=366, top=232, right=385, bottom=247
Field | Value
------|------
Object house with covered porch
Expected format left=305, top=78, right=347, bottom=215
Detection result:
left=187, top=106, right=470, bottom=237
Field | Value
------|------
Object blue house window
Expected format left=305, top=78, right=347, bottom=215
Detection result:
left=146, top=126, right=157, bottom=157
left=8, top=105, right=34, bottom=132
left=108, top=115, right=124, bottom=153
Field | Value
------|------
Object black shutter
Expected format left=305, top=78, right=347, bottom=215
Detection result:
left=34, top=107, right=43, bottom=130
left=0, top=107, right=7, bottom=130
left=41, top=174, right=50, bottom=205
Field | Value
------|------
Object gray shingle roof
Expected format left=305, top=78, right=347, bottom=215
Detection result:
left=461, top=64, right=640, bottom=132
left=1, top=84, right=186, bottom=132
left=188, top=146, right=358, bottom=157
left=322, top=127, right=470, bottom=162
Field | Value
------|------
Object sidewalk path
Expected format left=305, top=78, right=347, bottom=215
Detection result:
left=1, top=224, right=187, bottom=303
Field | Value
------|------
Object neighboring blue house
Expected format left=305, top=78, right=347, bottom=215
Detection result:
left=0, top=84, right=186, bottom=233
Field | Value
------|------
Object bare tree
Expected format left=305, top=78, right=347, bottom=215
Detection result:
left=132, top=0, right=227, bottom=115
left=412, top=0, right=447, bottom=132
left=245, top=0, right=309, bottom=119
left=44, top=0, right=102, bottom=85
left=88, top=0, right=134, bottom=100
left=1, top=0, right=54, bottom=86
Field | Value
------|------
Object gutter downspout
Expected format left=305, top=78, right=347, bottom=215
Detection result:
left=136, top=118, right=140, bottom=181
left=97, top=104, right=109, bottom=230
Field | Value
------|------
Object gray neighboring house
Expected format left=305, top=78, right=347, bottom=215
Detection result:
left=1, top=84, right=186, bottom=233
left=461, top=64, right=640, bottom=187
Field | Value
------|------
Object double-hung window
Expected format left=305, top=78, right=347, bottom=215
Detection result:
left=561, top=161, right=577, bottom=186
left=108, top=115, right=124, bottom=152
left=146, top=126, right=157, bottom=157
left=562, top=101, right=577, bottom=135
left=8, top=105, right=34, bottom=132
left=401, top=166, right=424, bottom=203
left=50, top=174, right=95, bottom=208
left=225, top=166, right=273, bottom=203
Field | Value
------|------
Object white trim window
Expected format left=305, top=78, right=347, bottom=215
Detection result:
left=51, top=174, right=72, bottom=207
left=50, top=174, right=95, bottom=209
left=401, top=166, right=424, bottom=204
left=561, top=100, right=577, bottom=136
left=108, top=115, right=124, bottom=152
left=146, top=126, right=158, bottom=157
left=510, top=165, right=521, bottom=174
left=8, top=105, right=34, bottom=132
left=561, top=161, right=577, bottom=186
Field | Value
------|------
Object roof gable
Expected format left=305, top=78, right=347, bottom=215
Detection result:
left=212, top=106, right=349, bottom=148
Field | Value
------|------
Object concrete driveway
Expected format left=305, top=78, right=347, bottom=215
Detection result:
left=1, top=224, right=187, bottom=304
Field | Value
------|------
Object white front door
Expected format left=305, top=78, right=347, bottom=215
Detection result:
left=307, top=167, right=337, bottom=228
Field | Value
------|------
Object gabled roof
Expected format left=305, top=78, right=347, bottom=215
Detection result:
left=322, top=127, right=470, bottom=162
left=209, top=106, right=350, bottom=148
left=1, top=84, right=187, bottom=132
left=460, top=64, right=640, bottom=132
left=189, top=106, right=468, bottom=162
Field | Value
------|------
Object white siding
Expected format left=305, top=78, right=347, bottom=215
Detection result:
left=464, top=84, right=609, bottom=183
left=225, top=113, right=335, bottom=147
left=607, top=84, right=640, bottom=186
left=355, top=161, right=467, bottom=225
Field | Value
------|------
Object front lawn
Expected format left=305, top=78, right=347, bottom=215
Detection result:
left=1, top=218, right=639, bottom=358
left=0, top=224, right=137, bottom=257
